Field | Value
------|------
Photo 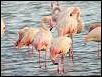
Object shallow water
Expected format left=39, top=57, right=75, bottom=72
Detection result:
left=1, top=1, right=101, bottom=76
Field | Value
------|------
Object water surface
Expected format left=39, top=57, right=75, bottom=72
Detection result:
left=1, top=1, right=101, bottom=76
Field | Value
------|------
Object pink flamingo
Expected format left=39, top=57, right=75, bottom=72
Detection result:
left=1, top=18, right=6, bottom=35
left=33, top=17, right=52, bottom=68
left=15, top=26, right=39, bottom=50
left=50, top=36, right=72, bottom=73
left=84, top=22, right=101, bottom=56
left=50, top=3, right=85, bottom=56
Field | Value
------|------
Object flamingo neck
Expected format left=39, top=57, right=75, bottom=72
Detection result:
left=41, top=22, right=49, bottom=32
left=49, top=18, right=53, bottom=28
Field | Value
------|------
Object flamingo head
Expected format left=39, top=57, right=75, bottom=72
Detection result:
left=69, top=7, right=81, bottom=20
left=50, top=48, right=61, bottom=65
left=89, top=23, right=101, bottom=32
left=41, top=16, right=53, bottom=31
left=51, top=1, right=60, bottom=10
left=51, top=1, right=61, bottom=19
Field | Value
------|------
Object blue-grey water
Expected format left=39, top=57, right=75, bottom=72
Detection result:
left=1, top=1, right=101, bottom=76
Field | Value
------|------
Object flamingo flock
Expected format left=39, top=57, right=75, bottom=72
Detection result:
left=1, top=1, right=101, bottom=74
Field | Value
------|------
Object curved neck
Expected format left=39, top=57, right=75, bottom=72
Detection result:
left=40, top=22, right=49, bottom=32
left=41, top=16, right=53, bottom=30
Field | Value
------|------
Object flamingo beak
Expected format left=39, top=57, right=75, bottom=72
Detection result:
left=50, top=27, right=53, bottom=31
left=49, top=18, right=53, bottom=31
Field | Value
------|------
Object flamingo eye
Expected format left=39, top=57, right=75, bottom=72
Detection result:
left=70, top=13, right=72, bottom=16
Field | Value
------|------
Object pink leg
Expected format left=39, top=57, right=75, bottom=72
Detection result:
left=61, top=54, right=65, bottom=73
left=38, top=50, right=41, bottom=68
left=32, top=46, right=35, bottom=55
left=71, top=35, right=74, bottom=57
left=45, top=50, right=47, bottom=69
left=57, top=58, right=60, bottom=73
left=69, top=48, right=71, bottom=57
left=71, top=34, right=74, bottom=56
left=69, top=48, right=74, bottom=64
left=28, top=46, right=32, bottom=53
left=97, top=42, right=101, bottom=57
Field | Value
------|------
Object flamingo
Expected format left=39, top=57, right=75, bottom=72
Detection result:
left=15, top=26, right=39, bottom=50
left=89, top=22, right=101, bottom=32
left=51, top=1, right=61, bottom=22
left=84, top=22, right=101, bottom=56
left=1, top=18, right=6, bottom=36
left=50, top=2, right=85, bottom=56
left=50, top=36, right=72, bottom=73
left=33, top=17, right=52, bottom=69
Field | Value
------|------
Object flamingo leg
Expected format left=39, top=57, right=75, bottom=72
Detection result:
left=32, top=46, right=35, bottom=55
left=38, top=50, right=41, bottom=68
left=69, top=48, right=71, bottom=57
left=45, top=50, right=47, bottom=69
left=70, top=34, right=74, bottom=57
left=28, top=46, right=32, bottom=53
left=61, top=54, right=65, bottom=73
left=57, top=57, right=60, bottom=73
left=97, top=42, right=101, bottom=57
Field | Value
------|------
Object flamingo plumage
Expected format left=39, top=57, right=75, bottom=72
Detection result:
left=50, top=2, right=85, bottom=56
left=15, top=26, right=39, bottom=49
left=84, top=22, right=101, bottom=56
left=33, top=17, right=52, bottom=68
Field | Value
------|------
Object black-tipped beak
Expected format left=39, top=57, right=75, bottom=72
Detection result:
left=50, top=27, right=53, bottom=31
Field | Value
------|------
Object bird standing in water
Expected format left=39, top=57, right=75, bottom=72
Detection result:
left=50, top=2, right=85, bottom=57
left=50, top=36, right=72, bottom=73
left=33, top=17, right=52, bottom=69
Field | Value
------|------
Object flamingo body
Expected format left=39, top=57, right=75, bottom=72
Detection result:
left=50, top=36, right=72, bottom=63
left=15, top=27, right=39, bottom=49
left=84, top=26, right=101, bottom=42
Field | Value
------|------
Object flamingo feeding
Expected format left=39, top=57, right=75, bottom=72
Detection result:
left=1, top=18, right=6, bottom=36
left=33, top=17, right=52, bottom=69
left=50, top=36, right=72, bottom=73
left=84, top=22, right=101, bottom=56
